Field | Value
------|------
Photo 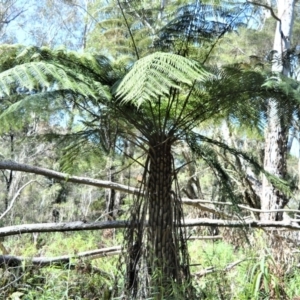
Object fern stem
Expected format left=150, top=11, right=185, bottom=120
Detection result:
left=117, top=0, right=139, bottom=60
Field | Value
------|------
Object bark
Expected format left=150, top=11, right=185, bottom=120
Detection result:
left=147, top=136, right=178, bottom=284
left=105, top=159, right=117, bottom=220
left=124, top=135, right=191, bottom=298
left=261, top=0, right=295, bottom=221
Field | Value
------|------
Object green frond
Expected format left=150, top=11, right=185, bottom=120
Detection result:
left=156, top=1, right=261, bottom=52
left=58, top=132, right=105, bottom=174
left=0, top=54, right=114, bottom=104
left=0, top=62, right=97, bottom=98
left=262, top=72, right=300, bottom=100
left=0, top=91, right=70, bottom=133
left=187, top=131, right=293, bottom=198
left=115, top=52, right=209, bottom=106
left=1, top=44, right=118, bottom=86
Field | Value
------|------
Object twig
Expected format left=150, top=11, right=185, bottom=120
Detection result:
left=238, top=205, right=300, bottom=215
left=0, top=273, right=25, bottom=291
left=247, top=1, right=281, bottom=22
left=193, top=258, right=254, bottom=277
left=187, top=235, right=222, bottom=240
left=0, top=180, right=36, bottom=220
left=247, top=0, right=287, bottom=44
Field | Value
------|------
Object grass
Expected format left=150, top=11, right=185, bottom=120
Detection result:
left=1, top=230, right=300, bottom=299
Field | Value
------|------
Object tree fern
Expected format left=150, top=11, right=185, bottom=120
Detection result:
left=115, top=51, right=209, bottom=106
left=155, top=1, right=262, bottom=57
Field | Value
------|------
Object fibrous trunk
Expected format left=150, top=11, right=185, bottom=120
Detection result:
left=124, top=134, right=192, bottom=299
left=147, top=136, right=178, bottom=283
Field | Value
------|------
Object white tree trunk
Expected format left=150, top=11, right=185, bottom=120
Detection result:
left=261, top=0, right=295, bottom=221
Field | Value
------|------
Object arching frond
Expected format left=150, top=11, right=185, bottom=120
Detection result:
left=0, top=44, right=117, bottom=119
left=0, top=62, right=92, bottom=97
left=114, top=52, right=209, bottom=106
left=187, top=131, right=293, bottom=198
left=155, top=1, right=262, bottom=53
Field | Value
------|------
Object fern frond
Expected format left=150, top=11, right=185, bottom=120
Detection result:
left=115, top=52, right=209, bottom=106
left=0, top=91, right=73, bottom=133
left=187, top=131, right=293, bottom=197
left=156, top=1, right=260, bottom=51
left=0, top=61, right=111, bottom=102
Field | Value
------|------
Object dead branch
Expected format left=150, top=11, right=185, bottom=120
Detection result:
left=0, top=247, right=119, bottom=282
left=0, top=220, right=128, bottom=237
left=193, top=258, right=253, bottom=277
left=184, top=218, right=300, bottom=230
left=0, top=180, right=36, bottom=220
left=238, top=205, right=300, bottom=215
left=0, top=218, right=300, bottom=238
left=183, top=200, right=300, bottom=216
left=0, top=246, right=121, bottom=268
left=182, top=199, right=233, bottom=206
left=187, top=235, right=222, bottom=240
left=0, top=160, right=139, bottom=195
left=4, top=161, right=297, bottom=218
left=182, top=199, right=236, bottom=219
left=2, top=161, right=299, bottom=219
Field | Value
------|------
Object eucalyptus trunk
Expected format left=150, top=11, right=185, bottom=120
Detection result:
left=261, top=0, right=295, bottom=221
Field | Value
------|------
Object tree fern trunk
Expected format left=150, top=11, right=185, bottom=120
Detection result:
left=124, top=135, right=192, bottom=299
left=148, top=136, right=178, bottom=282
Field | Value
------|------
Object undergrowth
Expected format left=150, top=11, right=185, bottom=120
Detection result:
left=1, top=230, right=300, bottom=299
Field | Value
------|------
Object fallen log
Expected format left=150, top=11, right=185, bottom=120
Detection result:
left=0, top=246, right=121, bottom=280
left=0, top=219, right=300, bottom=238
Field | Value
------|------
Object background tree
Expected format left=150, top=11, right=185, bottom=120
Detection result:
left=259, top=0, right=296, bottom=221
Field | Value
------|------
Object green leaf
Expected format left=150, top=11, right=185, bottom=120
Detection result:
left=115, top=52, right=209, bottom=107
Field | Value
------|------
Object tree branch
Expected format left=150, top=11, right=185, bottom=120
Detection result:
left=1, top=161, right=300, bottom=219
left=0, top=246, right=121, bottom=268
left=0, top=160, right=140, bottom=195
left=0, top=218, right=299, bottom=238
left=182, top=199, right=300, bottom=215
left=247, top=1, right=281, bottom=22
left=0, top=180, right=36, bottom=220
left=187, top=235, right=222, bottom=240
left=193, top=258, right=254, bottom=277
left=247, top=0, right=287, bottom=44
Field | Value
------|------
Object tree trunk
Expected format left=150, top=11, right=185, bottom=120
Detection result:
left=125, top=134, right=191, bottom=299
left=147, top=136, right=178, bottom=284
left=261, top=0, right=295, bottom=221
